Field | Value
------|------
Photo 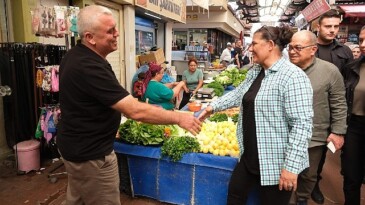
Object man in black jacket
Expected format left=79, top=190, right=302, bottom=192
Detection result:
left=312, top=9, right=353, bottom=204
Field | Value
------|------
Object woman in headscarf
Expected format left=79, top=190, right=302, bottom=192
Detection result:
left=142, top=62, right=188, bottom=110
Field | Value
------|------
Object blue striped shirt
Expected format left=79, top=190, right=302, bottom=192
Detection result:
left=211, top=57, right=313, bottom=185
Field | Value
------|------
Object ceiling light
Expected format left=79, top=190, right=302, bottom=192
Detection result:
left=145, top=12, right=161, bottom=19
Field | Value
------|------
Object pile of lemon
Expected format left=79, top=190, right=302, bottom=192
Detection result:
left=196, top=120, right=240, bottom=157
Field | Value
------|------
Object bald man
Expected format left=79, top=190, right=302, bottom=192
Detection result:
left=288, top=30, right=347, bottom=205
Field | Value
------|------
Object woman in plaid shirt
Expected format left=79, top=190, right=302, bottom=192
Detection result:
left=199, top=25, right=313, bottom=205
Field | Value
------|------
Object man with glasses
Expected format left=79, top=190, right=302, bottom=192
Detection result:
left=288, top=30, right=347, bottom=205
left=313, top=9, right=353, bottom=204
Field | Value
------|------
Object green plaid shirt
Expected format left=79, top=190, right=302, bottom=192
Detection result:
left=211, top=57, right=313, bottom=186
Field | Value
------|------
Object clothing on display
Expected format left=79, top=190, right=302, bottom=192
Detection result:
left=0, top=43, right=65, bottom=149
left=31, top=6, right=79, bottom=38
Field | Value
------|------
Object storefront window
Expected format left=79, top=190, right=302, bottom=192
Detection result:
left=135, top=30, right=154, bottom=54
left=135, top=16, right=155, bottom=55
left=189, top=29, right=208, bottom=46
left=174, top=31, right=187, bottom=50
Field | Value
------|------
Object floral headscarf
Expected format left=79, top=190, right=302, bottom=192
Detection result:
left=141, top=62, right=163, bottom=96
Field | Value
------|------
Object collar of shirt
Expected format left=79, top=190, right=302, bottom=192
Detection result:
left=253, top=57, right=287, bottom=75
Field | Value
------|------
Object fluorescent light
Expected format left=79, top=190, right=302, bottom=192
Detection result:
left=145, top=12, right=161, bottom=19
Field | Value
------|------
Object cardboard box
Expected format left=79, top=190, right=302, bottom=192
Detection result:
left=114, top=142, right=260, bottom=205
left=138, top=48, right=165, bottom=65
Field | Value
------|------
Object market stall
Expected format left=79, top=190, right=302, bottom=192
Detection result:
left=114, top=65, right=257, bottom=204
left=114, top=142, right=259, bottom=205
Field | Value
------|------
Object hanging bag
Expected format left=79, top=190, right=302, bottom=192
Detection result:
left=51, top=66, right=59, bottom=92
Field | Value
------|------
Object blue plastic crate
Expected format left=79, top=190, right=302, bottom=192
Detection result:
left=158, top=160, right=194, bottom=204
left=127, top=156, right=159, bottom=199
left=114, top=142, right=259, bottom=205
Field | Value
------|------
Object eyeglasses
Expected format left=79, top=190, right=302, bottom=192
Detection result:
left=287, top=44, right=316, bottom=52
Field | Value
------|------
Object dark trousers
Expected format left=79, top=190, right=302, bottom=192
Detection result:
left=178, top=91, right=191, bottom=110
left=227, top=156, right=292, bottom=205
left=315, top=145, right=327, bottom=182
left=295, top=146, right=325, bottom=200
left=341, top=115, right=365, bottom=205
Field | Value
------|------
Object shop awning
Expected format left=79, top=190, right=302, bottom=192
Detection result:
left=340, top=5, right=365, bottom=17
left=190, top=0, right=209, bottom=10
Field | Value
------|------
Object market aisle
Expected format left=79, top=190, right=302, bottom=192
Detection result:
left=0, top=150, right=364, bottom=205
left=308, top=150, right=365, bottom=205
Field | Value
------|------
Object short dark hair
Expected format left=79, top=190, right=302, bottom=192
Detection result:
left=188, top=58, right=198, bottom=65
left=137, top=72, right=146, bottom=80
left=318, top=9, right=340, bottom=25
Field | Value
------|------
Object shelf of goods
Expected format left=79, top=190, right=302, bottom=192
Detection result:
left=171, top=50, right=210, bottom=75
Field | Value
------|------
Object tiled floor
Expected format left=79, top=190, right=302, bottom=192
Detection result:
left=0, top=151, right=364, bottom=205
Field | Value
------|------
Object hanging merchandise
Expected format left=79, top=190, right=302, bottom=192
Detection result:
left=42, top=66, right=52, bottom=92
left=31, top=8, right=41, bottom=35
left=36, top=68, right=44, bottom=87
left=68, top=6, right=79, bottom=37
left=39, top=65, right=59, bottom=92
left=54, top=6, right=67, bottom=37
left=30, top=6, right=80, bottom=38
left=0, top=43, right=66, bottom=149
left=51, top=66, right=59, bottom=92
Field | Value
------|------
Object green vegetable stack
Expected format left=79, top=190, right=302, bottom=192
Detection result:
left=231, top=113, right=239, bottom=123
left=213, top=66, right=248, bottom=88
left=203, top=81, right=224, bottom=96
left=161, top=136, right=200, bottom=162
left=118, top=119, right=166, bottom=145
left=209, top=113, right=229, bottom=122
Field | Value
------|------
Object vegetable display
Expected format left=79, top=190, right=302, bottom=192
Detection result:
left=195, top=120, right=240, bottom=157
left=118, top=119, right=166, bottom=145
left=209, top=113, right=229, bottom=122
left=203, top=81, right=224, bottom=96
left=161, top=136, right=200, bottom=162
left=118, top=111, right=241, bottom=160
left=214, top=66, right=248, bottom=88
left=231, top=114, right=239, bottom=123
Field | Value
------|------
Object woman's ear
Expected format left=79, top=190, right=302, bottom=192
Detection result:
left=268, top=40, right=275, bottom=50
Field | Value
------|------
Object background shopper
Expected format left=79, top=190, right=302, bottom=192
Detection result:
left=312, top=9, right=353, bottom=204
left=341, top=25, right=365, bottom=205
left=220, top=42, right=233, bottom=66
left=349, top=44, right=361, bottom=59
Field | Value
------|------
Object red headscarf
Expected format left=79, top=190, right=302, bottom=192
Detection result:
left=141, top=62, right=163, bottom=96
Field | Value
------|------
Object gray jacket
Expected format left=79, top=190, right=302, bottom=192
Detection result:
left=304, top=58, right=347, bottom=147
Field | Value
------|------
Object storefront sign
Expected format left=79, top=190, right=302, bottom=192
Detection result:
left=295, top=13, right=308, bottom=29
left=187, top=14, right=199, bottom=20
left=301, top=0, right=331, bottom=22
left=135, top=0, right=186, bottom=23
